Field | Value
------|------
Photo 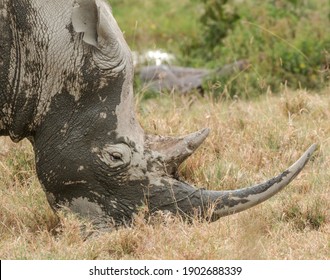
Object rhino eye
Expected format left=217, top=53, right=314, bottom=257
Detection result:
left=110, top=152, right=122, bottom=161
left=97, top=143, right=131, bottom=171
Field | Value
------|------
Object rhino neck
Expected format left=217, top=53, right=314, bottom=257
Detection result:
left=0, top=1, right=10, bottom=135
left=0, top=0, right=90, bottom=142
left=0, top=0, right=43, bottom=141
left=0, top=0, right=72, bottom=141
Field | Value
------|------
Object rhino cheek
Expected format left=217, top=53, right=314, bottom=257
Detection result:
left=68, top=197, right=105, bottom=219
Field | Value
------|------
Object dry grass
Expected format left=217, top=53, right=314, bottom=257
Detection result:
left=0, top=89, right=329, bottom=259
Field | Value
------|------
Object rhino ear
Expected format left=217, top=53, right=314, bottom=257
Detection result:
left=72, top=0, right=98, bottom=46
left=72, top=0, right=130, bottom=71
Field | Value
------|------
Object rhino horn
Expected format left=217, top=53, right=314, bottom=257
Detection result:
left=146, top=128, right=210, bottom=175
left=147, top=144, right=317, bottom=220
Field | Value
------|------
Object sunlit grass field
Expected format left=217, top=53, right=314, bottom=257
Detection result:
left=1, top=88, right=329, bottom=259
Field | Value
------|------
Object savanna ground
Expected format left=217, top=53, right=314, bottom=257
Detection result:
left=1, top=89, right=329, bottom=259
left=0, top=0, right=329, bottom=259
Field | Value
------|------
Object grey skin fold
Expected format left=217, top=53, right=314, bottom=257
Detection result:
left=147, top=144, right=317, bottom=221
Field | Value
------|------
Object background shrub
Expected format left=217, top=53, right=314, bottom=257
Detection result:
left=110, top=0, right=329, bottom=98
left=179, top=0, right=330, bottom=98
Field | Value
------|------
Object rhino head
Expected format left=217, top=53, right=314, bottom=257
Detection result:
left=0, top=0, right=316, bottom=227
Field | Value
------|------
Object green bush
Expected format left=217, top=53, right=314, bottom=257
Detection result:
left=180, top=0, right=330, bottom=98
left=199, top=0, right=240, bottom=54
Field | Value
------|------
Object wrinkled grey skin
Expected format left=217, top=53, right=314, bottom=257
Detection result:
left=0, top=0, right=316, bottom=227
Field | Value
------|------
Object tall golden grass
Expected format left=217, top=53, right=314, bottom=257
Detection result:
left=0, top=89, right=329, bottom=259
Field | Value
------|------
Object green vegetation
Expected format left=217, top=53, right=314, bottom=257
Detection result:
left=110, top=0, right=201, bottom=52
left=111, top=0, right=330, bottom=98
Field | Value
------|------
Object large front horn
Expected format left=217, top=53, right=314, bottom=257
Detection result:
left=147, top=144, right=316, bottom=220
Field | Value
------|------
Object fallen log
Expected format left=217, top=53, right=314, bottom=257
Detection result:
left=139, top=60, right=249, bottom=94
